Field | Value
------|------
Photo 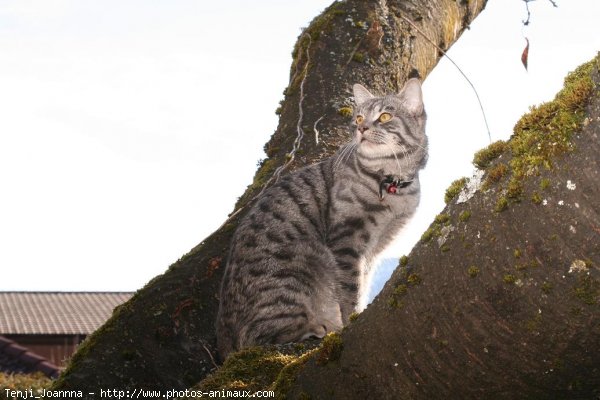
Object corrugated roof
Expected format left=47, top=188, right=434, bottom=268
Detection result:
left=0, top=292, right=133, bottom=335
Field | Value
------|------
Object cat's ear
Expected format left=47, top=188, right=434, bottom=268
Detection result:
left=398, top=78, right=424, bottom=115
left=353, top=83, right=374, bottom=105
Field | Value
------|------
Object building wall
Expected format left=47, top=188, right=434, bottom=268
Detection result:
left=6, top=334, right=85, bottom=366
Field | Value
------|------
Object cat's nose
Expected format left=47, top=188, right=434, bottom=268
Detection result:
left=358, top=125, right=369, bottom=133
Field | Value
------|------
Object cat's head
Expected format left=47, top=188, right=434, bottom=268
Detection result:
left=351, top=79, right=426, bottom=159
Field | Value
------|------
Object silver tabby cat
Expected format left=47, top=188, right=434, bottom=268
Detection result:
left=216, top=78, right=428, bottom=360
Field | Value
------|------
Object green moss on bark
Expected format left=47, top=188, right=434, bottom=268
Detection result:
left=193, top=347, right=308, bottom=396
left=473, top=140, right=508, bottom=169
left=0, top=373, right=51, bottom=396
left=444, top=177, right=468, bottom=204
left=476, top=59, right=597, bottom=213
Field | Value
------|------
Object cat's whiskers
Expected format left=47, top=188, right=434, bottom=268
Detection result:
left=334, top=142, right=357, bottom=172
left=370, top=131, right=387, bottom=144
left=383, top=139, right=403, bottom=176
left=333, top=145, right=350, bottom=171
left=344, top=143, right=358, bottom=168
left=399, top=144, right=413, bottom=170
left=411, top=142, right=428, bottom=153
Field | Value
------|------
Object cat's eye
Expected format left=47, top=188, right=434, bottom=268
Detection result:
left=378, top=112, right=393, bottom=123
left=355, top=115, right=364, bottom=124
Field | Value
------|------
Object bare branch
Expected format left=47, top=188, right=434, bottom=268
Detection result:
left=522, top=0, right=532, bottom=26
left=522, top=0, right=559, bottom=26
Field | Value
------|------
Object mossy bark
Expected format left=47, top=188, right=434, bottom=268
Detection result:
left=52, top=0, right=487, bottom=393
left=288, top=56, right=600, bottom=399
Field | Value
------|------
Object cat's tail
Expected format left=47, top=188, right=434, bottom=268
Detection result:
left=216, top=310, right=237, bottom=363
left=216, top=335, right=234, bottom=363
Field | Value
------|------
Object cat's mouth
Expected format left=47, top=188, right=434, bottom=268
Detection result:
left=357, top=131, right=400, bottom=159
left=358, top=130, right=386, bottom=145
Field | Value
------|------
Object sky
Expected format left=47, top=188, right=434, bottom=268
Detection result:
left=0, top=0, right=598, bottom=292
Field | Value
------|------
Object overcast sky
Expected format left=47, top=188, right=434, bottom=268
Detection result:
left=1, top=0, right=598, bottom=292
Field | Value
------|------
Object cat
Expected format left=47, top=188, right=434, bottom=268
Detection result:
left=216, top=78, right=428, bottom=360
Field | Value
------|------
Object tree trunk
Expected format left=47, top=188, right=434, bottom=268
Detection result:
left=288, top=56, right=600, bottom=399
left=53, top=0, right=487, bottom=392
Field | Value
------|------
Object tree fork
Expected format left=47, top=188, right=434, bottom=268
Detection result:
left=52, top=0, right=488, bottom=392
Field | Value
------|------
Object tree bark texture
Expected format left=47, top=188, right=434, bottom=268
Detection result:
left=289, top=56, right=600, bottom=399
left=52, top=0, right=488, bottom=392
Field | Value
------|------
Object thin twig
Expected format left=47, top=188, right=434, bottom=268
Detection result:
left=214, top=33, right=313, bottom=227
left=344, top=39, right=364, bottom=71
left=216, top=207, right=243, bottom=231
left=259, top=32, right=313, bottom=195
left=203, top=343, right=218, bottom=369
left=523, top=0, right=558, bottom=26
left=522, top=0, right=532, bottom=26
left=313, top=115, right=324, bottom=145
left=399, top=14, right=492, bottom=143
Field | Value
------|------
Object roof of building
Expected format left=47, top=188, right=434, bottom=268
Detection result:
left=0, top=335, right=61, bottom=378
left=0, top=292, right=133, bottom=335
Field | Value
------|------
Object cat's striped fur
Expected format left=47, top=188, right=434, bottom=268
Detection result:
left=216, top=79, right=428, bottom=360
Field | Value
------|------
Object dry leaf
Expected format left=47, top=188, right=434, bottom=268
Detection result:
left=521, top=38, right=530, bottom=70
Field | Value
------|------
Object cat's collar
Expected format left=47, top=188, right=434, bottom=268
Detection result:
left=379, top=175, right=413, bottom=200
